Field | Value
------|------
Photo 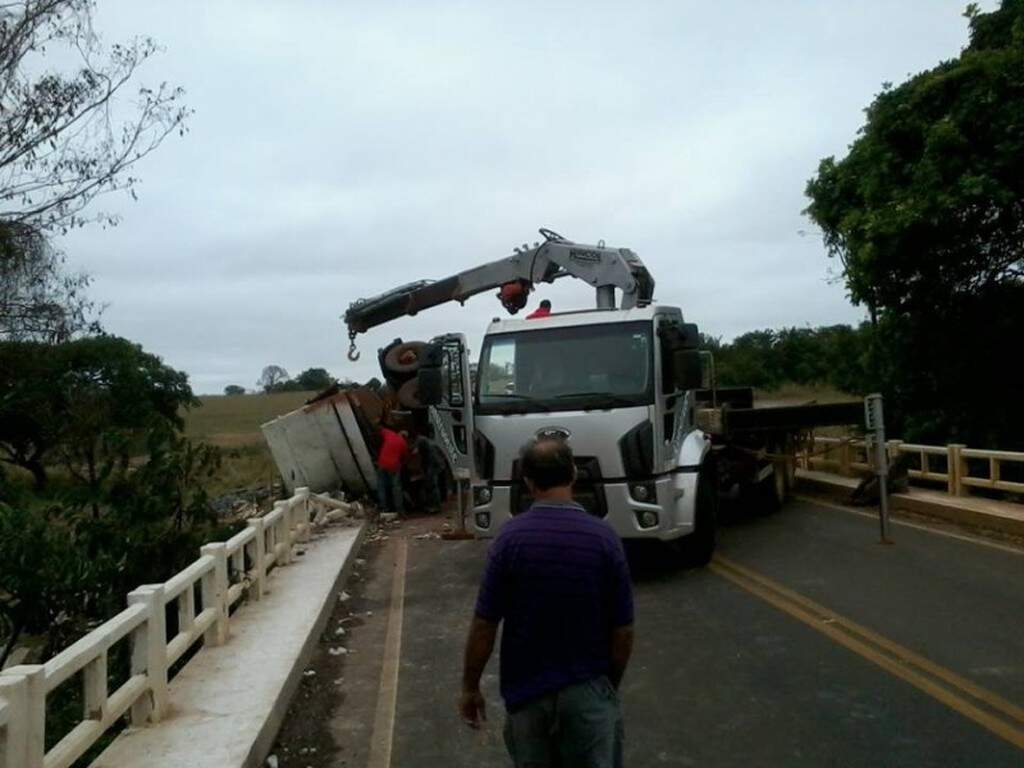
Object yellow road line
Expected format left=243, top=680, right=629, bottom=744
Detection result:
left=710, top=555, right=1024, bottom=751
left=367, top=538, right=409, bottom=768
left=793, top=494, right=1024, bottom=556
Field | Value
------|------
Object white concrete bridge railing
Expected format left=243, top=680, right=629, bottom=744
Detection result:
left=802, top=436, right=1024, bottom=499
left=0, top=487, right=357, bottom=768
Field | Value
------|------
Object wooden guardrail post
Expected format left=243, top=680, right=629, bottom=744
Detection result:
left=838, top=438, right=852, bottom=477
left=127, top=585, right=168, bottom=724
left=886, top=440, right=902, bottom=467
left=0, top=666, right=43, bottom=768
left=200, top=543, right=230, bottom=646
left=247, top=517, right=266, bottom=599
left=948, top=444, right=966, bottom=496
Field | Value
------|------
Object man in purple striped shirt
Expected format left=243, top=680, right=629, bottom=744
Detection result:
left=459, top=438, right=635, bottom=767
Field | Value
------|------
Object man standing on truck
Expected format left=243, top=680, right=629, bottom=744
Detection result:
left=459, top=438, right=634, bottom=767
left=376, top=424, right=408, bottom=515
left=526, top=299, right=552, bottom=319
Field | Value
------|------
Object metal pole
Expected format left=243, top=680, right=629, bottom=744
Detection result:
left=865, top=394, right=892, bottom=544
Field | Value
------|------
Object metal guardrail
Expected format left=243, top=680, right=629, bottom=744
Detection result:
left=0, top=487, right=350, bottom=768
left=801, top=437, right=1024, bottom=500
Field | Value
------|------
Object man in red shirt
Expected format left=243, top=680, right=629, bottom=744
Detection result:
left=526, top=299, right=552, bottom=319
left=377, top=425, right=409, bottom=514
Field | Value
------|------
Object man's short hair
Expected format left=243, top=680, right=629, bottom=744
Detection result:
left=539, top=299, right=552, bottom=309
left=520, top=437, right=574, bottom=490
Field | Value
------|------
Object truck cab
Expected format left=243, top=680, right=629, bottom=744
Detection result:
left=458, top=305, right=713, bottom=545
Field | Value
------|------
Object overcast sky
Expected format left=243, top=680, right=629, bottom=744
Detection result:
left=57, top=1, right=990, bottom=394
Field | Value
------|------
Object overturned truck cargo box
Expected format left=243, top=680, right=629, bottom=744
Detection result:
left=261, top=389, right=381, bottom=495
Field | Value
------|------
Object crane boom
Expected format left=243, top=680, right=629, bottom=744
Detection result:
left=342, top=229, right=655, bottom=359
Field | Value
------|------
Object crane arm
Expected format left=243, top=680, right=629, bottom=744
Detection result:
left=342, top=229, right=655, bottom=359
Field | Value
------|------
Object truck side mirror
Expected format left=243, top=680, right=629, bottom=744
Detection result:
left=417, top=367, right=443, bottom=406
left=672, top=350, right=704, bottom=391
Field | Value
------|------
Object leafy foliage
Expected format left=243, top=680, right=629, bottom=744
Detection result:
left=0, top=221, right=101, bottom=342
left=0, top=502, right=92, bottom=667
left=0, top=336, right=197, bottom=492
left=223, top=384, right=246, bottom=396
left=256, top=364, right=289, bottom=393
left=704, top=324, right=871, bottom=396
left=0, top=0, right=191, bottom=233
left=256, top=365, right=335, bottom=393
left=292, top=367, right=334, bottom=392
left=804, top=0, right=1024, bottom=447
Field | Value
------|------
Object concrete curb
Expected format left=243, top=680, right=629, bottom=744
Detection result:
left=90, top=522, right=368, bottom=768
left=796, top=469, right=1024, bottom=538
left=250, top=522, right=369, bottom=768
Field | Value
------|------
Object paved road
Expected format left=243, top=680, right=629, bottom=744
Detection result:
left=276, top=497, right=1024, bottom=767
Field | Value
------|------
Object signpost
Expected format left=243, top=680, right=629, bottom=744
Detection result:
left=864, top=393, right=892, bottom=543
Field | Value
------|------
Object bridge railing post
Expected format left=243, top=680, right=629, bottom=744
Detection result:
left=200, top=543, right=230, bottom=645
left=273, top=501, right=291, bottom=565
left=127, top=585, right=168, bottom=724
left=295, top=487, right=311, bottom=542
left=0, top=666, right=43, bottom=768
left=948, top=444, right=967, bottom=496
left=247, top=517, right=266, bottom=599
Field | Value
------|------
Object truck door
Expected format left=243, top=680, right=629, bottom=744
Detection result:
left=428, top=333, right=476, bottom=481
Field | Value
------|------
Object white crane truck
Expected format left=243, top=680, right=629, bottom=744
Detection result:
left=334, top=229, right=863, bottom=565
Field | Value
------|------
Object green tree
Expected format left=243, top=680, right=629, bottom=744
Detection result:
left=223, top=384, right=246, bottom=395
left=0, top=336, right=197, bottom=493
left=257, top=364, right=289, bottom=393
left=804, top=0, right=1024, bottom=445
left=0, top=340, right=64, bottom=486
left=0, top=503, right=93, bottom=667
left=292, top=367, right=334, bottom=392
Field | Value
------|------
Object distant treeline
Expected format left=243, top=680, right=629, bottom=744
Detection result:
left=703, top=325, right=870, bottom=396
left=706, top=302, right=1024, bottom=453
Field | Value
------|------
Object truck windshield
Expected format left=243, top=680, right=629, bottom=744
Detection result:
left=476, top=321, right=653, bottom=414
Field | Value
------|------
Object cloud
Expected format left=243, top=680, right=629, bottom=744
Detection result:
left=56, top=0, right=989, bottom=393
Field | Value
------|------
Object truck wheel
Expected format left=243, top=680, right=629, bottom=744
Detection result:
left=397, top=378, right=425, bottom=409
left=754, top=463, right=787, bottom=515
left=383, top=341, right=427, bottom=376
left=679, top=459, right=718, bottom=567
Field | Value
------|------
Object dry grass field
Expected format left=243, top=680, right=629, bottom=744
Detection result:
left=181, top=391, right=315, bottom=495
left=182, top=391, right=315, bottom=446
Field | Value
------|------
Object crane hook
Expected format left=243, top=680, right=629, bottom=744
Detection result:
left=347, top=330, right=361, bottom=361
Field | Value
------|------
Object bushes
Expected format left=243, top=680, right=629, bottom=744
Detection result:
left=705, top=324, right=872, bottom=395
left=0, top=335, right=232, bottom=671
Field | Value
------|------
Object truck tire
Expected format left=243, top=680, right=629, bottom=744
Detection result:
left=383, top=341, right=428, bottom=376
left=678, top=458, right=718, bottom=567
left=397, top=377, right=425, bottom=409
left=752, top=462, right=787, bottom=515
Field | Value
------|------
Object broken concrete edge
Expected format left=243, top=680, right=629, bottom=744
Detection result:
left=795, top=469, right=1024, bottom=538
left=246, top=522, right=369, bottom=768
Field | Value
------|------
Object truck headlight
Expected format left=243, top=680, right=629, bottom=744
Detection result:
left=475, top=511, right=491, bottom=529
left=635, top=510, right=659, bottom=529
left=473, top=485, right=492, bottom=506
left=629, top=482, right=656, bottom=503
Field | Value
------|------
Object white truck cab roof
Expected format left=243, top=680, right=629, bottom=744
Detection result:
left=484, top=303, right=682, bottom=336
